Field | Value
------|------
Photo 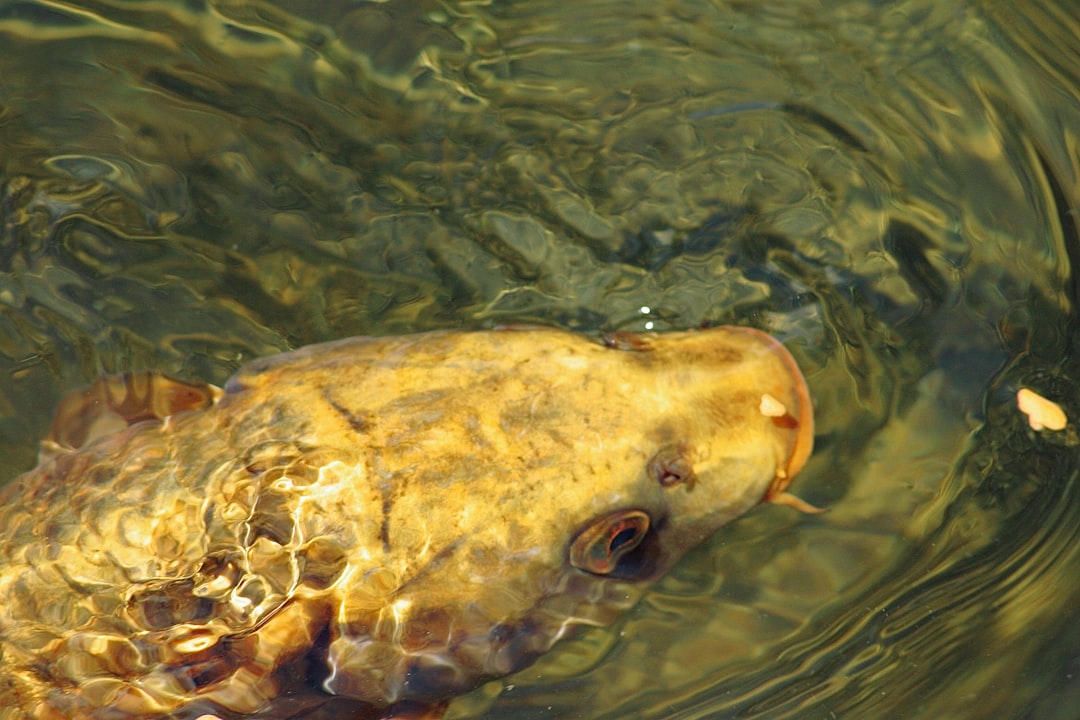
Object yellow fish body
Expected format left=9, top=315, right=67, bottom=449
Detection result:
left=0, top=326, right=813, bottom=719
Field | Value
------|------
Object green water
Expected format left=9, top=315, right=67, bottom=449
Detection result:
left=1, top=1, right=1078, bottom=718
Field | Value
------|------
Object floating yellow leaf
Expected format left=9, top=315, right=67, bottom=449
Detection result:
left=1017, top=388, right=1067, bottom=431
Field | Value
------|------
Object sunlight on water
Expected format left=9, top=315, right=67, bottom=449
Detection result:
left=1, top=0, right=1078, bottom=718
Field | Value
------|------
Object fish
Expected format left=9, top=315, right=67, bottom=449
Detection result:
left=0, top=325, right=814, bottom=719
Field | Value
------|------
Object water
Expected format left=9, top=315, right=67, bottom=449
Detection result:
left=1, top=0, right=1077, bottom=718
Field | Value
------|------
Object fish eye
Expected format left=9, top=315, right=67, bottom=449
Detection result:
left=648, top=446, right=695, bottom=488
left=569, top=510, right=651, bottom=575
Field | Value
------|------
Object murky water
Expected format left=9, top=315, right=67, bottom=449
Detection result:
left=1, top=0, right=1078, bottom=718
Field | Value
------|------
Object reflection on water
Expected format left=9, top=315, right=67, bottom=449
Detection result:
left=1, top=0, right=1077, bottom=718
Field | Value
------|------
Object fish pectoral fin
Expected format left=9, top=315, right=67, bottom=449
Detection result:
left=249, top=697, right=449, bottom=720
left=40, top=371, right=223, bottom=461
left=381, top=699, right=451, bottom=719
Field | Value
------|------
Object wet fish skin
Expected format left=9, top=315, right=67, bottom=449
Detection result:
left=0, top=325, right=813, bottom=719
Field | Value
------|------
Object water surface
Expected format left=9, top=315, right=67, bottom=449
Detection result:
left=1, top=1, right=1078, bottom=718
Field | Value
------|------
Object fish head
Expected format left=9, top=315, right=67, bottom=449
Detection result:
left=277, top=326, right=815, bottom=705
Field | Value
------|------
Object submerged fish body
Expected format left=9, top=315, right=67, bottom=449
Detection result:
left=0, top=326, right=813, bottom=719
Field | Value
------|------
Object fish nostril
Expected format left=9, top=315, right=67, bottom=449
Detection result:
left=648, top=446, right=696, bottom=489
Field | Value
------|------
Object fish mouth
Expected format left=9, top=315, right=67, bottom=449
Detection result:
left=722, top=326, right=815, bottom=504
